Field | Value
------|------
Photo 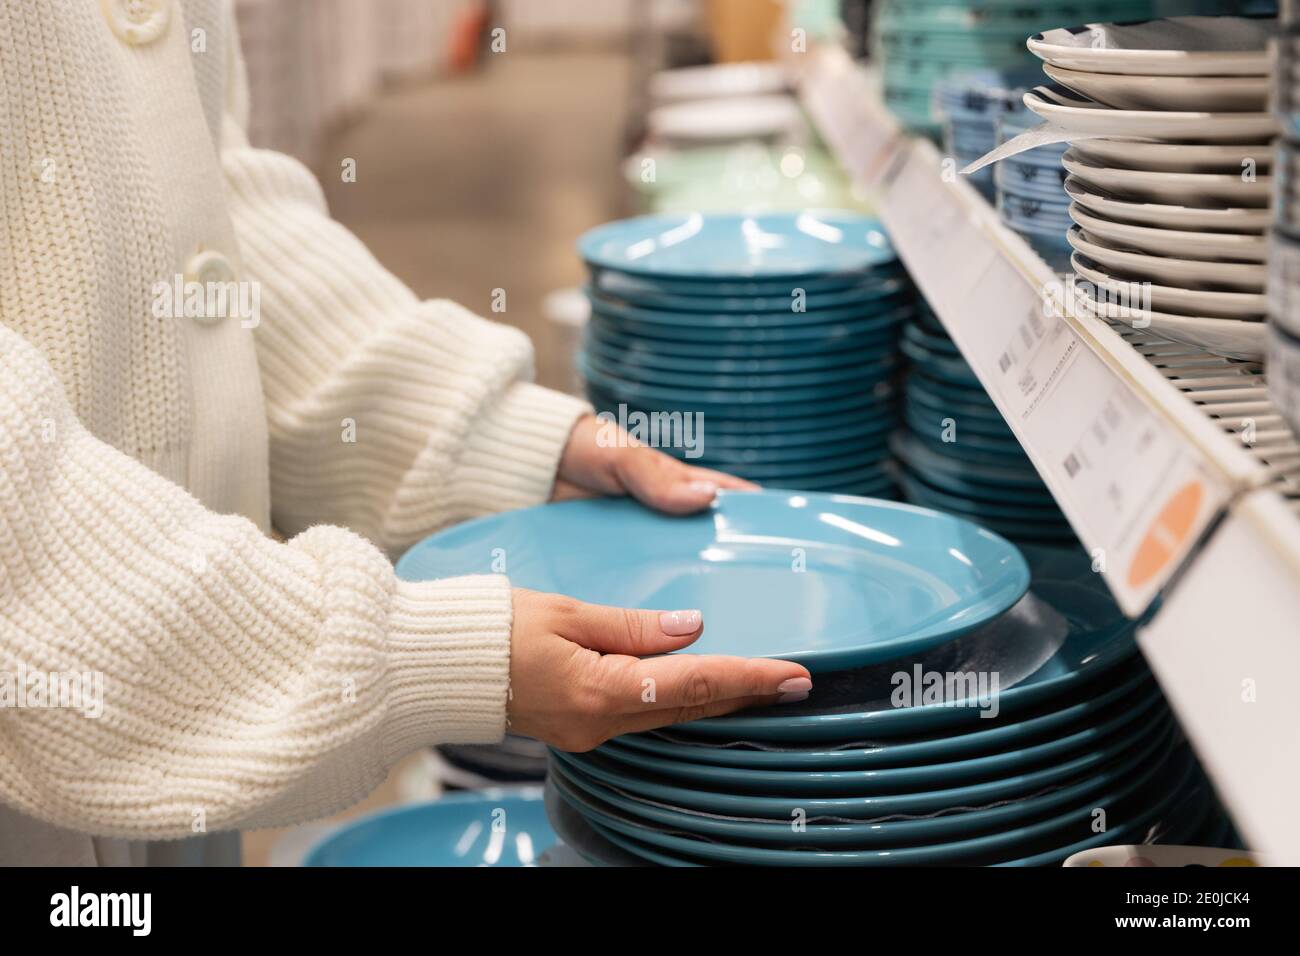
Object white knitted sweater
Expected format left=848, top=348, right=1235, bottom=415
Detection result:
left=0, top=0, right=589, bottom=861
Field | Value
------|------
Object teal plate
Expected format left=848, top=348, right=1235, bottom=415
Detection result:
left=581, top=370, right=898, bottom=418
left=588, top=309, right=911, bottom=345
left=586, top=322, right=900, bottom=364
left=906, top=371, right=998, bottom=411
left=892, top=431, right=1044, bottom=489
left=303, top=788, right=552, bottom=866
left=596, top=689, right=1161, bottom=795
left=587, top=288, right=914, bottom=329
left=589, top=274, right=912, bottom=313
left=552, top=712, right=1171, bottom=819
left=901, top=338, right=982, bottom=385
left=675, top=544, right=1139, bottom=741
left=661, top=420, right=895, bottom=466
left=552, top=739, right=1190, bottom=865
left=585, top=343, right=899, bottom=390
left=899, top=473, right=1067, bottom=524
left=578, top=212, right=898, bottom=281
left=398, top=491, right=1028, bottom=673
left=553, top=718, right=1170, bottom=849
left=582, top=345, right=897, bottom=391
left=587, top=263, right=897, bottom=298
left=618, top=665, right=1152, bottom=770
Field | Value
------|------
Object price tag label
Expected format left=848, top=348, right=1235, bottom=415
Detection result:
left=948, top=271, right=1229, bottom=615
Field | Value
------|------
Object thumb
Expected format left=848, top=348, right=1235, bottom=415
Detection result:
left=554, top=600, right=705, bottom=656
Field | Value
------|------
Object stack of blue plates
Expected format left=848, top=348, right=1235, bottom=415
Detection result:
left=576, top=212, right=913, bottom=496
left=936, top=67, right=1047, bottom=202
left=873, top=0, right=1160, bottom=137
left=543, top=543, right=1219, bottom=867
left=995, top=89, right=1072, bottom=271
left=894, top=305, right=1078, bottom=547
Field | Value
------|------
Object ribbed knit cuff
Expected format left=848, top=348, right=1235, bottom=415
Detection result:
left=382, top=574, right=515, bottom=757
left=446, top=382, right=592, bottom=517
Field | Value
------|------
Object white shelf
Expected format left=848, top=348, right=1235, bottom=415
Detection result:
left=800, top=44, right=1300, bottom=863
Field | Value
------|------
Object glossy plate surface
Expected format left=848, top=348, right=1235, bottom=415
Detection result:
left=303, top=789, right=553, bottom=866
left=1027, top=17, right=1271, bottom=77
left=397, top=492, right=1030, bottom=673
left=578, top=212, right=897, bottom=280
left=675, top=544, right=1140, bottom=741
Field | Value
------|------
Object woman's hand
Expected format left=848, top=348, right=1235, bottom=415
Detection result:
left=552, top=414, right=758, bottom=514
left=507, top=589, right=813, bottom=752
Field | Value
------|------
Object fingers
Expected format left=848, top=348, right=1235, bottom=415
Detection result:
left=615, top=445, right=759, bottom=515
left=548, top=597, right=706, bottom=655
left=633, top=653, right=812, bottom=713
left=550, top=478, right=597, bottom=502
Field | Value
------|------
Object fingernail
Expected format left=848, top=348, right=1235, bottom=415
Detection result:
left=659, top=609, right=702, bottom=636
left=778, top=691, right=810, bottom=705
left=688, top=480, right=718, bottom=498
left=777, top=677, right=812, bottom=694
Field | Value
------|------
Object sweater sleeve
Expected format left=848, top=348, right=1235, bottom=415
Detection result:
left=220, top=116, right=590, bottom=557
left=0, top=328, right=512, bottom=839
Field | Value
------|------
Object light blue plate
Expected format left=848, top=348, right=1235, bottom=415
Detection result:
left=581, top=345, right=895, bottom=391
left=618, top=664, right=1151, bottom=769
left=397, top=491, right=1030, bottom=673
left=597, top=689, right=1160, bottom=795
left=554, top=716, right=1170, bottom=848
left=302, top=789, right=553, bottom=866
left=676, top=544, right=1140, bottom=741
left=581, top=367, right=898, bottom=418
left=589, top=273, right=911, bottom=314
left=584, top=331, right=897, bottom=373
left=551, top=735, right=1187, bottom=864
left=588, top=289, right=913, bottom=329
left=588, top=309, right=911, bottom=346
left=579, top=212, right=897, bottom=281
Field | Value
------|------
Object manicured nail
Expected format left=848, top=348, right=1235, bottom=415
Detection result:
left=659, top=609, right=702, bottom=636
left=688, top=480, right=718, bottom=498
left=778, top=691, right=810, bottom=705
left=777, top=678, right=812, bottom=694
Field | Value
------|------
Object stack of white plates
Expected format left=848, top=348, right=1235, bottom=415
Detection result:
left=1271, top=15, right=1300, bottom=437
left=1022, top=15, right=1275, bottom=360
left=576, top=212, right=912, bottom=494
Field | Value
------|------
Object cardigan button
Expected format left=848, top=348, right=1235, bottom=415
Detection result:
left=100, top=0, right=171, bottom=46
left=184, top=251, right=237, bottom=325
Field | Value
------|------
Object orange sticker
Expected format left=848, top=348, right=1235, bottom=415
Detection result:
left=1127, top=481, right=1204, bottom=590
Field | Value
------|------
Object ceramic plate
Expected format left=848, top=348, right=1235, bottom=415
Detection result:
left=676, top=547, right=1139, bottom=743
left=1063, top=844, right=1260, bottom=867
left=581, top=346, right=890, bottom=391
left=588, top=310, right=909, bottom=347
left=617, top=665, right=1151, bottom=770
left=1042, top=63, right=1267, bottom=112
left=589, top=271, right=909, bottom=312
left=1022, top=88, right=1275, bottom=143
left=550, top=737, right=1187, bottom=865
left=302, top=789, right=552, bottom=866
left=579, top=212, right=897, bottom=280
left=397, top=492, right=1030, bottom=673
left=1067, top=203, right=1266, bottom=263
left=1062, top=152, right=1269, bottom=206
left=649, top=61, right=789, bottom=105
left=586, top=322, right=898, bottom=363
left=647, top=95, right=803, bottom=144
left=1070, top=279, right=1265, bottom=360
left=1068, top=138, right=1272, bottom=174
left=1027, top=17, right=1271, bottom=77
left=553, top=722, right=1168, bottom=849
left=597, top=690, right=1161, bottom=796
left=587, top=289, right=912, bottom=329
left=1065, top=177, right=1269, bottom=232
left=1071, top=254, right=1266, bottom=319
left=1066, top=227, right=1265, bottom=292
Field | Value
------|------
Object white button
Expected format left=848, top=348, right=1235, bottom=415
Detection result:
left=184, top=250, right=237, bottom=325
left=100, top=0, right=171, bottom=46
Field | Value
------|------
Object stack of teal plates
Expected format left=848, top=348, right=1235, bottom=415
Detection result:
left=874, top=0, right=1159, bottom=137
left=546, top=544, right=1224, bottom=867
left=892, top=305, right=1078, bottom=547
left=577, top=212, right=913, bottom=496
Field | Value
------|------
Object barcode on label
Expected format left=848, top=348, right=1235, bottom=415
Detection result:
left=998, top=351, right=1012, bottom=374
left=1063, top=453, right=1081, bottom=478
